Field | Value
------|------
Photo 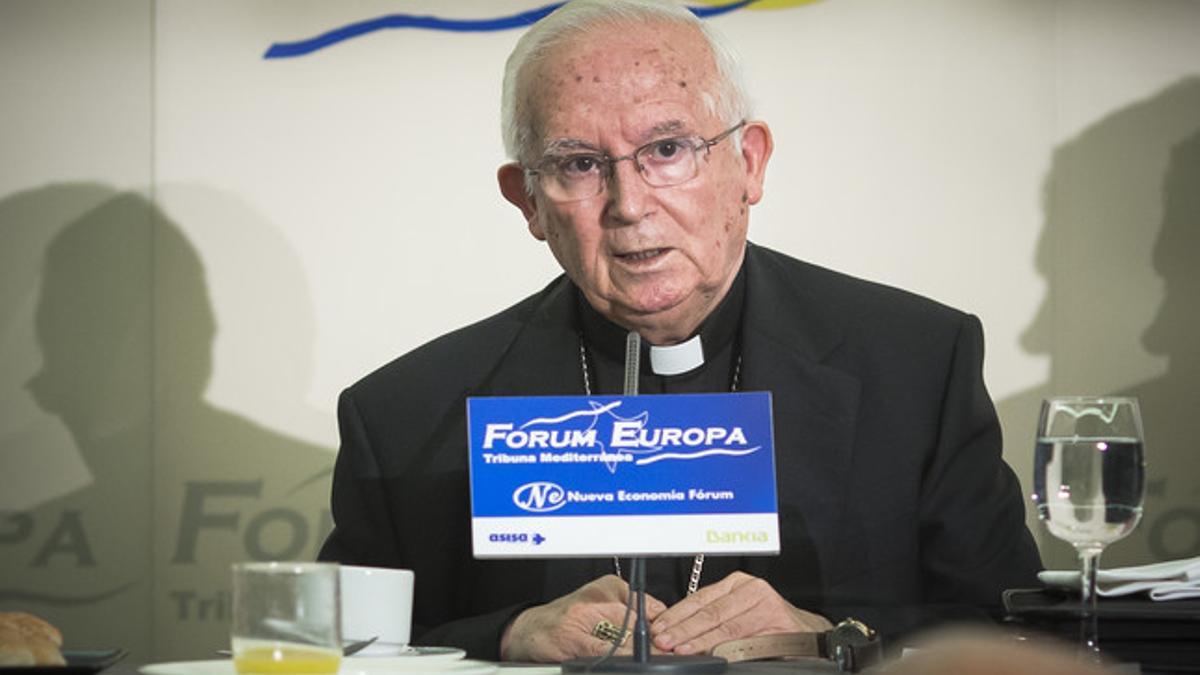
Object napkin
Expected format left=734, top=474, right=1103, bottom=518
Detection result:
left=1038, top=555, right=1200, bottom=600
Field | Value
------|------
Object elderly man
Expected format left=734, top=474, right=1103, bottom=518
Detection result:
left=319, top=0, right=1041, bottom=664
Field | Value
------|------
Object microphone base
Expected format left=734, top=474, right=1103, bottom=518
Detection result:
left=562, top=654, right=727, bottom=673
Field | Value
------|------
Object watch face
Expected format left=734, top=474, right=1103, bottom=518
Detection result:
left=835, top=618, right=876, bottom=640
left=828, top=619, right=883, bottom=672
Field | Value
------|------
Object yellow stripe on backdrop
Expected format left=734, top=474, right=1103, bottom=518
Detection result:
left=696, top=0, right=826, bottom=8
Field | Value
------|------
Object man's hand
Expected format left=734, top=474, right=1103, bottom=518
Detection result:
left=499, top=575, right=667, bottom=662
left=650, top=571, right=832, bottom=655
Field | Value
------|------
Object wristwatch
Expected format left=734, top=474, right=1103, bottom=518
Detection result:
left=710, top=618, right=882, bottom=672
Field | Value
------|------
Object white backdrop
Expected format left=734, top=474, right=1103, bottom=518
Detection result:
left=2, top=0, right=1199, bottom=660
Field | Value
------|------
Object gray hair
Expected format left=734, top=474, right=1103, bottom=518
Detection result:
left=500, top=0, right=751, bottom=164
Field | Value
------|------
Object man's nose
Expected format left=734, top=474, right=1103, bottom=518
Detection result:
left=604, top=156, right=650, bottom=224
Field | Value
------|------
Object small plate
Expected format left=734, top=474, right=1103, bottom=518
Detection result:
left=1, top=649, right=127, bottom=675
left=341, top=658, right=493, bottom=675
left=139, top=660, right=231, bottom=675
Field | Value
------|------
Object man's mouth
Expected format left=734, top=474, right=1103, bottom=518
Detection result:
left=616, top=248, right=668, bottom=262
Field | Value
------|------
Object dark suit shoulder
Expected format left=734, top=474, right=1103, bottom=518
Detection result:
left=751, top=244, right=971, bottom=342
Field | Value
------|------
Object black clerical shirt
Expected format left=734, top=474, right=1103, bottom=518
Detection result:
left=574, top=262, right=748, bottom=605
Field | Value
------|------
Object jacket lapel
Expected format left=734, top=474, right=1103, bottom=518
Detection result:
left=476, top=276, right=584, bottom=398
left=740, top=245, right=861, bottom=582
left=463, top=277, right=608, bottom=597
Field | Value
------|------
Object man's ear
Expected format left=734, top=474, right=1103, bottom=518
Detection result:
left=497, top=162, right=546, bottom=241
left=739, top=121, right=773, bottom=206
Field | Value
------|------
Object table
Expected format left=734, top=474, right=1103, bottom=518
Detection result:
left=110, top=659, right=844, bottom=675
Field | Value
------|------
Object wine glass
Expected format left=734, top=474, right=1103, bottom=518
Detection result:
left=1033, top=397, right=1146, bottom=659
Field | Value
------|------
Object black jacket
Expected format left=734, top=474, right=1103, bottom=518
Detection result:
left=319, top=243, right=1042, bottom=659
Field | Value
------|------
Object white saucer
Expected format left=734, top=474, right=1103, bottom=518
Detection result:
left=347, top=646, right=466, bottom=661
left=353, top=644, right=464, bottom=659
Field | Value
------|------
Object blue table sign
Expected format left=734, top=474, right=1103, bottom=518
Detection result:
left=467, top=392, right=779, bottom=558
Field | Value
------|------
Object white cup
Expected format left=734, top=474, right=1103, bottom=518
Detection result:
left=338, top=565, right=415, bottom=656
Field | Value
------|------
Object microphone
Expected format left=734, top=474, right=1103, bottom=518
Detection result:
left=623, top=330, right=641, bottom=397
left=567, top=332, right=725, bottom=672
left=622, top=332, right=652, bottom=664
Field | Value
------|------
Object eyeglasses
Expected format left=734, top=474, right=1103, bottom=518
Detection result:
left=525, top=120, right=746, bottom=203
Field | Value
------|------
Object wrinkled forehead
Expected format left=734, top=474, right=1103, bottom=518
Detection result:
left=520, top=20, right=721, bottom=149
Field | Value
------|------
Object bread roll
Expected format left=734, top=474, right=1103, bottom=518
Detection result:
left=0, top=612, right=67, bottom=666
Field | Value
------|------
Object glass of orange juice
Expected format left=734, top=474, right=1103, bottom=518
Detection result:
left=231, top=562, right=341, bottom=674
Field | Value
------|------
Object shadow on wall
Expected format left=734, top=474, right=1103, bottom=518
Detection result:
left=1121, top=128, right=1200, bottom=563
left=997, top=77, right=1200, bottom=570
left=0, top=184, right=335, bottom=661
left=0, top=185, right=118, bottom=510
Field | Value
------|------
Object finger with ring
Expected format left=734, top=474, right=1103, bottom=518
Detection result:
left=591, top=619, right=629, bottom=646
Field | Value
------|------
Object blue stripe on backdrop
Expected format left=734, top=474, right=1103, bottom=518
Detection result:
left=263, top=1, right=758, bottom=59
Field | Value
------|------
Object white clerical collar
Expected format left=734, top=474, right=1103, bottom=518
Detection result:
left=649, top=335, right=704, bottom=376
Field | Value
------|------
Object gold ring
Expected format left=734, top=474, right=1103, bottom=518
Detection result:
left=591, top=619, right=628, bottom=646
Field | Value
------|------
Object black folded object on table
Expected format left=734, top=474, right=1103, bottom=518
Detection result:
left=1004, top=588, right=1200, bottom=673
